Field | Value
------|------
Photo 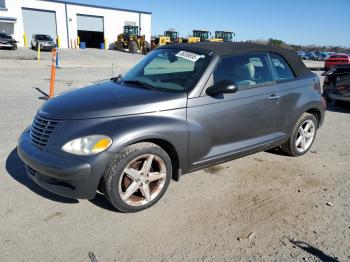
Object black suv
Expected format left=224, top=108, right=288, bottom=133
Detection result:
left=18, top=42, right=326, bottom=212
left=0, top=33, right=17, bottom=50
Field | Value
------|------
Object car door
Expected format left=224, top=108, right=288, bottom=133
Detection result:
left=187, top=53, right=283, bottom=170
left=268, top=52, right=311, bottom=138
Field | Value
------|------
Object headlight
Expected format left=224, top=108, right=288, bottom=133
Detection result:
left=62, top=135, right=112, bottom=155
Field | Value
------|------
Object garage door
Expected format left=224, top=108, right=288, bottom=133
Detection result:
left=22, top=8, right=57, bottom=43
left=77, top=14, right=104, bottom=48
left=0, top=22, right=14, bottom=34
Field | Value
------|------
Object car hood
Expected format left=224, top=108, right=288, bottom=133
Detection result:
left=39, top=80, right=187, bottom=120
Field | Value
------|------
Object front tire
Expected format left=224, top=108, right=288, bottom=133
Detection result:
left=281, top=113, right=318, bottom=157
left=128, top=41, right=138, bottom=53
left=101, top=142, right=172, bottom=212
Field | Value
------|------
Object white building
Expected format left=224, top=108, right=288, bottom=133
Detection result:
left=0, top=0, right=151, bottom=48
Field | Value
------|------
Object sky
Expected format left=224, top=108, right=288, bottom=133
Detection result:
left=68, top=0, right=350, bottom=47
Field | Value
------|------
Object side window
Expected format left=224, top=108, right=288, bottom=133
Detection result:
left=212, top=53, right=273, bottom=89
left=269, top=53, right=295, bottom=81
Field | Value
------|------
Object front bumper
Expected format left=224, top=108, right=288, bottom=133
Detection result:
left=40, top=45, right=55, bottom=51
left=0, top=43, right=14, bottom=47
left=328, top=93, right=350, bottom=102
left=17, top=129, right=110, bottom=199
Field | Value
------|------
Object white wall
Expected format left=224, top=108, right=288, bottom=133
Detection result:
left=0, top=0, right=151, bottom=48
left=140, top=13, right=151, bottom=43
left=0, top=0, right=67, bottom=47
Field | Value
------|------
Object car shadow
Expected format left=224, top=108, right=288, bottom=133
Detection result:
left=326, top=102, right=350, bottom=113
left=289, top=239, right=339, bottom=262
left=265, top=147, right=290, bottom=156
left=5, top=148, right=78, bottom=204
left=89, top=192, right=121, bottom=213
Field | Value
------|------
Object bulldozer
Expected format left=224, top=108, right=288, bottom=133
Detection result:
left=115, top=25, right=150, bottom=54
left=187, top=30, right=223, bottom=42
left=215, top=31, right=235, bottom=42
left=151, top=29, right=182, bottom=49
left=151, top=35, right=171, bottom=49
left=164, top=29, right=182, bottom=43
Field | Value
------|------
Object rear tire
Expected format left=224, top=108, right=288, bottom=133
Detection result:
left=143, top=41, right=151, bottom=55
left=115, top=42, right=124, bottom=52
left=281, top=113, right=318, bottom=157
left=128, top=41, right=138, bottom=53
left=101, top=142, right=172, bottom=213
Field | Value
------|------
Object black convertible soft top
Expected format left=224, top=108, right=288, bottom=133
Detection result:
left=158, top=42, right=311, bottom=78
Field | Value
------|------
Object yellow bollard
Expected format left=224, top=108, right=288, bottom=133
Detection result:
left=77, top=36, right=80, bottom=46
left=104, top=38, right=108, bottom=49
left=37, top=43, right=41, bottom=61
left=57, top=36, right=61, bottom=48
left=23, top=32, right=28, bottom=48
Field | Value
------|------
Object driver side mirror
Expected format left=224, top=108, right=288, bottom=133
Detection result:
left=206, top=80, right=238, bottom=96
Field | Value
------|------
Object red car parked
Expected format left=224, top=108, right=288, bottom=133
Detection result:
left=325, top=53, right=350, bottom=70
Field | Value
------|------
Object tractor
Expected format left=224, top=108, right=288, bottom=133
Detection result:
left=115, top=25, right=150, bottom=54
left=215, top=31, right=235, bottom=42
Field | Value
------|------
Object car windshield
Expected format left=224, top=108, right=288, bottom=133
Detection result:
left=36, top=35, right=52, bottom=41
left=120, top=48, right=211, bottom=92
left=0, top=33, right=11, bottom=39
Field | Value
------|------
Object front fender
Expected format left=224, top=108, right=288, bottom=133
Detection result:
left=107, top=110, right=188, bottom=171
left=53, top=109, right=188, bottom=172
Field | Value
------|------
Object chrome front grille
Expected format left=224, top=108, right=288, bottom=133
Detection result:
left=30, top=114, right=63, bottom=149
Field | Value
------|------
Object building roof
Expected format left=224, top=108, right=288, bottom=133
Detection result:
left=39, top=0, right=152, bottom=14
left=0, top=16, right=17, bottom=22
left=159, top=42, right=311, bottom=77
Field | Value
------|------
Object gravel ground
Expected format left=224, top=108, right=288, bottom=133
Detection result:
left=0, top=48, right=349, bottom=262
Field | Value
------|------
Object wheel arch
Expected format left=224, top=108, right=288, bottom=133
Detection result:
left=108, top=133, right=184, bottom=181
left=305, top=107, right=322, bottom=128
left=127, top=138, right=181, bottom=181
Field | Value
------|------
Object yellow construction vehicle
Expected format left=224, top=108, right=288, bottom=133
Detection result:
left=115, top=25, right=150, bottom=54
left=164, top=29, right=182, bottom=43
left=182, top=30, right=222, bottom=43
left=215, top=31, right=235, bottom=42
left=151, top=29, right=182, bottom=49
left=151, top=35, right=171, bottom=49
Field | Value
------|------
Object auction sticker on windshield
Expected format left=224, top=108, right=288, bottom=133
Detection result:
left=176, top=51, right=205, bottom=62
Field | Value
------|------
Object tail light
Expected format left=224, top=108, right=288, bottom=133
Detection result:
left=321, top=96, right=327, bottom=109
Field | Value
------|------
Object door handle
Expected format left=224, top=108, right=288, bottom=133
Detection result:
left=269, top=94, right=281, bottom=102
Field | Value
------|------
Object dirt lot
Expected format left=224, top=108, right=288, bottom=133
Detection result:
left=0, top=48, right=349, bottom=262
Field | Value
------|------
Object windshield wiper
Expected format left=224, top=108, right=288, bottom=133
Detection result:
left=111, top=74, right=123, bottom=82
left=123, top=80, right=156, bottom=90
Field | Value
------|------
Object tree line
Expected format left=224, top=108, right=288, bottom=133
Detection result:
left=245, top=38, right=350, bottom=53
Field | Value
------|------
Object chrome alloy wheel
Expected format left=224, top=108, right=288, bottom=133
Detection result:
left=118, top=154, right=167, bottom=206
left=295, top=119, right=316, bottom=153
